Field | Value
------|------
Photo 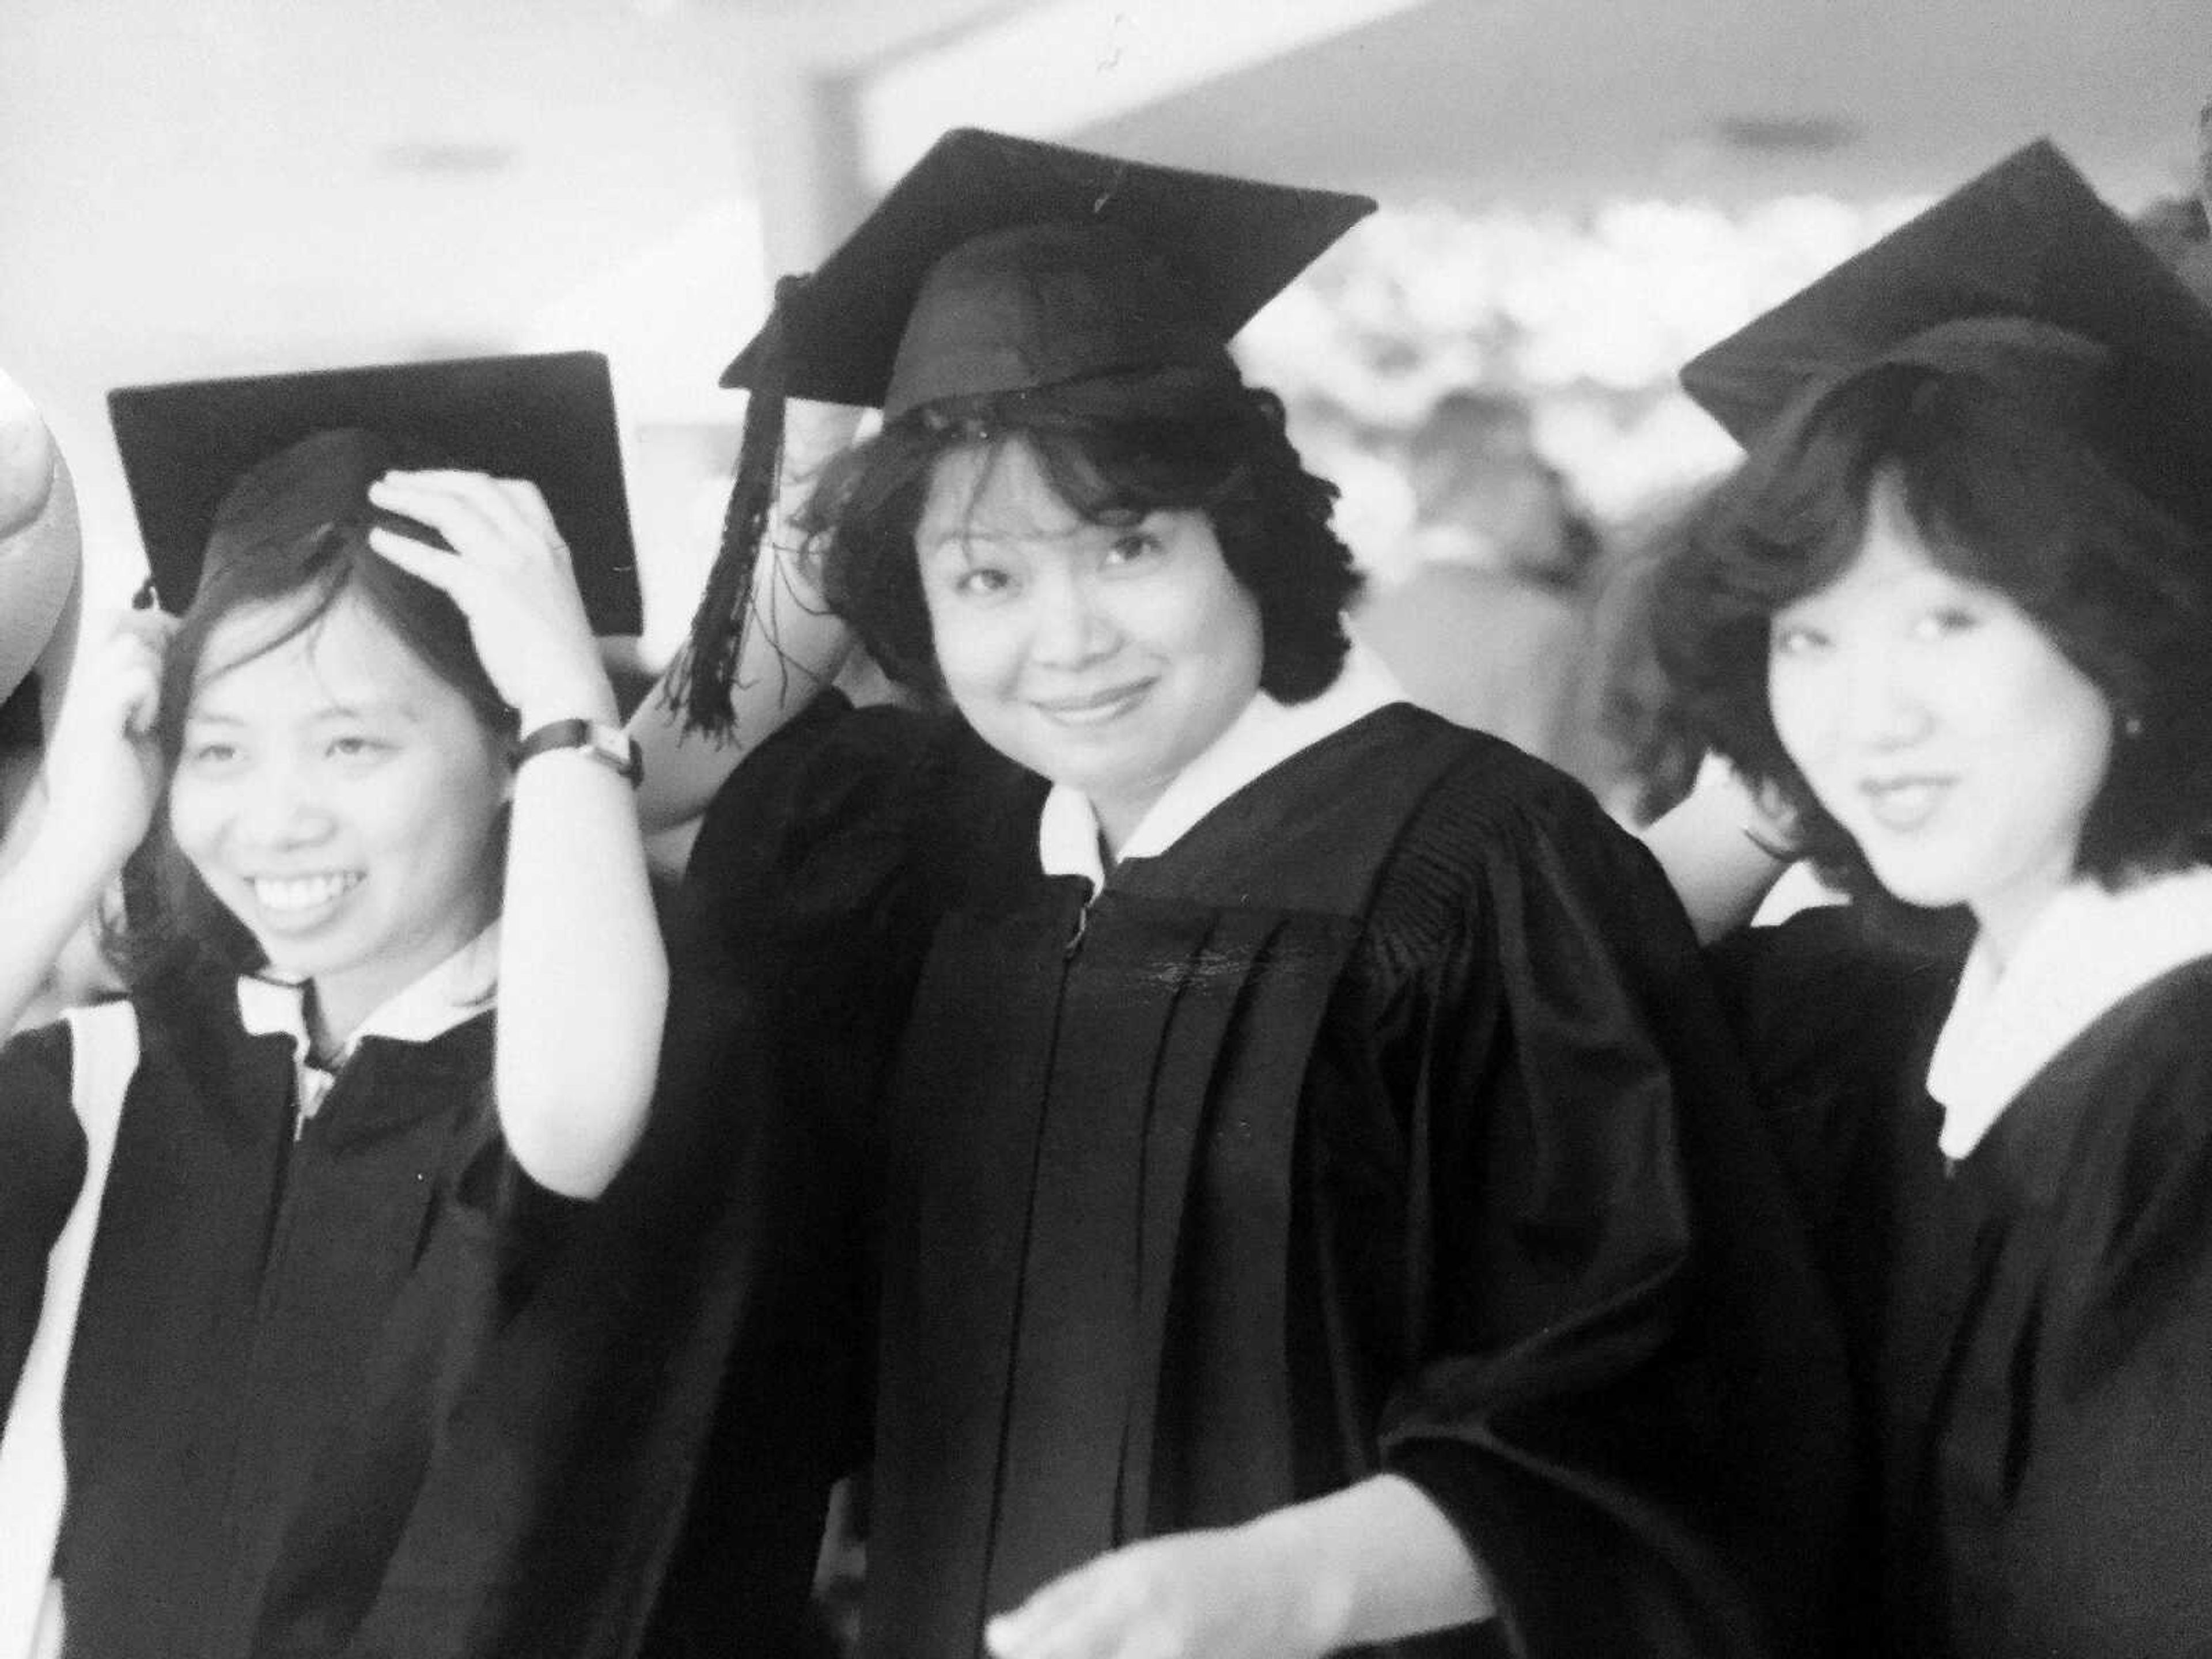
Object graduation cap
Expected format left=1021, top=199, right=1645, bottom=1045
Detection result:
left=721, top=127, right=1374, bottom=410
left=108, top=350, right=642, bottom=635
left=680, top=127, right=1374, bottom=730
left=1680, top=139, right=2212, bottom=537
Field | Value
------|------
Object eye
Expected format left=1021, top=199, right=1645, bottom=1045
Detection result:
left=1104, top=528, right=1164, bottom=566
left=950, top=565, right=1014, bottom=600
left=182, top=738, right=243, bottom=771
left=1770, top=619, right=1828, bottom=658
left=1910, top=604, right=1982, bottom=641
left=326, top=733, right=392, bottom=763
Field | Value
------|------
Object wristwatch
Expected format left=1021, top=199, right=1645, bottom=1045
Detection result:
left=517, top=717, right=645, bottom=787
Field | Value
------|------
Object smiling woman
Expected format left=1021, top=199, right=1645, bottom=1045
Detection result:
left=911, top=444, right=1264, bottom=851
left=1763, top=469, right=2116, bottom=956
left=639, top=129, right=1855, bottom=1659
left=0, top=356, right=675, bottom=1659
left=1652, top=141, right=2212, bottom=1659
left=156, top=561, right=513, bottom=1044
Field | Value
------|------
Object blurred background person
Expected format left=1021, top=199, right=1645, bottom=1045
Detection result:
left=1353, top=388, right=1601, bottom=767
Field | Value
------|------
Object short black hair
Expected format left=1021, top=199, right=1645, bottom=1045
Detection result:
left=1652, top=364, right=2212, bottom=931
left=793, top=365, right=1363, bottom=705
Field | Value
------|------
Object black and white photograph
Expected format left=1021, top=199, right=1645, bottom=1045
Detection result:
left=1, top=3, right=2209, bottom=1655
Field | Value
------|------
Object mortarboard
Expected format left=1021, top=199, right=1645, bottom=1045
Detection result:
left=720, top=127, right=1375, bottom=411
left=1679, top=139, right=2212, bottom=536
left=681, top=127, right=1374, bottom=730
left=108, top=351, right=642, bottom=635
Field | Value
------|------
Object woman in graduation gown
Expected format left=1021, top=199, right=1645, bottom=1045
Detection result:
left=640, top=130, right=1854, bottom=1659
left=1649, top=141, right=2212, bottom=1659
left=0, top=356, right=751, bottom=1659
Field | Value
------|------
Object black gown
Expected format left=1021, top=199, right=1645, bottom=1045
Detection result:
left=1714, top=907, right=2212, bottom=1658
left=662, top=695, right=1856, bottom=1659
left=0, top=963, right=780, bottom=1659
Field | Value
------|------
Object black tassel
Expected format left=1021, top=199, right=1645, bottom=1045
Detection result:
left=668, top=279, right=800, bottom=737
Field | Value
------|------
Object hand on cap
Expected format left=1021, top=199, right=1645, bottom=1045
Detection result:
left=40, top=608, right=175, bottom=878
left=365, top=471, right=616, bottom=729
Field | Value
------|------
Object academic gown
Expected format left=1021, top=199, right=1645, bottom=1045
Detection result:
left=0, top=964, right=781, bottom=1659
left=1714, top=909, right=2212, bottom=1658
left=1886, top=958, right=2212, bottom=1658
left=662, top=695, right=1855, bottom=1659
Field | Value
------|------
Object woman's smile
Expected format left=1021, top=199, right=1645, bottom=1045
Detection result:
left=1768, top=471, right=2114, bottom=947
left=1029, top=679, right=1156, bottom=726
left=1855, top=774, right=1956, bottom=833
left=245, top=870, right=365, bottom=919
left=916, top=440, right=1264, bottom=851
left=169, top=592, right=511, bottom=1016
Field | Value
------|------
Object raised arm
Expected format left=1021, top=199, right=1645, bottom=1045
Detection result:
left=630, top=400, right=865, bottom=838
left=367, top=472, right=664, bottom=1200
left=0, top=611, right=170, bottom=1040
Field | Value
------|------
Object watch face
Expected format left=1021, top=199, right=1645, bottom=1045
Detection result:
left=589, top=725, right=644, bottom=785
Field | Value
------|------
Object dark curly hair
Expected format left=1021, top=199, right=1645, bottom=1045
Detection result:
left=791, top=364, right=1363, bottom=706
left=1652, top=362, right=2212, bottom=935
left=110, top=509, right=512, bottom=992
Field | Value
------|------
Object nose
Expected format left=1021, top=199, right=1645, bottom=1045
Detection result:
left=232, top=757, right=337, bottom=849
left=1025, top=565, right=1118, bottom=669
left=1834, top=637, right=1934, bottom=752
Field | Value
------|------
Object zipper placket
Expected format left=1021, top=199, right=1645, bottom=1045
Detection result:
left=1064, top=869, right=1106, bottom=959
left=209, top=1051, right=348, bottom=1650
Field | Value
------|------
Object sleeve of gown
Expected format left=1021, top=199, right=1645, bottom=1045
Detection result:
left=674, top=694, right=971, bottom=984
left=672, top=692, right=978, bottom=1454
left=639, top=698, right=993, bottom=1653
left=1703, top=906, right=1958, bottom=1434
left=1365, top=779, right=1857, bottom=1659
left=0, top=1022, right=86, bottom=1414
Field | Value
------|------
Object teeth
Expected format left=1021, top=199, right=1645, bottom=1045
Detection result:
left=1039, top=688, right=1145, bottom=725
left=251, top=873, right=361, bottom=912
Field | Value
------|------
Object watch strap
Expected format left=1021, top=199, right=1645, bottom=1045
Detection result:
left=516, top=717, right=644, bottom=786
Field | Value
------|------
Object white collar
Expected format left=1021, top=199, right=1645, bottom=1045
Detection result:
left=1038, top=643, right=1403, bottom=891
left=1927, top=869, right=2212, bottom=1160
left=238, top=922, right=501, bottom=1077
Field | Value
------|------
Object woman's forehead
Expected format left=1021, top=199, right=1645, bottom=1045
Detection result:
left=918, top=440, right=1093, bottom=548
left=190, top=590, right=434, bottom=710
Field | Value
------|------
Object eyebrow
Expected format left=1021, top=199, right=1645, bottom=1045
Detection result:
left=918, top=517, right=1121, bottom=557
left=184, top=698, right=420, bottom=726
left=916, top=528, right=1008, bottom=562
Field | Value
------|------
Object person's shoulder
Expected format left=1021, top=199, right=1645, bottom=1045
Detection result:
left=691, top=698, right=953, bottom=861
left=0, top=1007, right=97, bottom=1179
left=1352, top=707, right=1662, bottom=949
left=680, top=696, right=1034, bottom=948
left=126, top=967, right=246, bottom=1053
left=0, top=1008, right=78, bottom=1088
left=2062, top=956, right=2212, bottom=1107
left=1384, top=704, right=1624, bottom=846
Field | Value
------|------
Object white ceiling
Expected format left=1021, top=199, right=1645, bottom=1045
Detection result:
left=1060, top=0, right=2207, bottom=211
left=0, top=0, right=1009, bottom=590
left=3, top=0, right=2202, bottom=597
